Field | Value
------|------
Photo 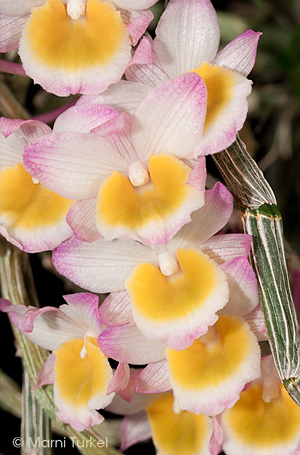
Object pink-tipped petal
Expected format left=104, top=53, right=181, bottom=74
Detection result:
left=120, top=411, right=152, bottom=452
left=56, top=408, right=104, bottom=431
left=66, top=198, right=101, bottom=243
left=0, top=117, right=51, bottom=141
left=153, top=0, right=220, bottom=78
left=23, top=132, right=128, bottom=199
left=53, top=103, right=118, bottom=134
left=105, top=390, right=159, bottom=416
left=100, top=291, right=134, bottom=327
left=108, top=363, right=130, bottom=395
left=210, top=416, right=224, bottom=455
left=196, top=72, right=252, bottom=156
left=0, top=129, right=27, bottom=169
left=214, top=30, right=262, bottom=77
left=1, top=304, right=84, bottom=351
left=131, top=72, right=207, bottom=161
left=92, top=112, right=137, bottom=163
left=0, top=298, right=11, bottom=311
left=117, top=368, right=141, bottom=403
left=0, top=14, right=26, bottom=52
left=125, top=36, right=169, bottom=86
left=168, top=182, right=233, bottom=252
left=122, top=9, right=154, bottom=46
left=200, top=234, right=252, bottom=264
left=243, top=304, right=267, bottom=341
left=219, top=257, right=259, bottom=316
left=136, top=359, right=171, bottom=393
left=78, top=80, right=152, bottom=114
left=0, top=215, right=73, bottom=254
left=53, top=236, right=157, bottom=293
left=34, top=353, right=56, bottom=389
left=61, top=292, right=103, bottom=336
left=186, top=156, right=207, bottom=191
left=98, top=325, right=167, bottom=365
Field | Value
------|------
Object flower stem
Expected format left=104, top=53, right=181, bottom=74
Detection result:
left=212, top=134, right=300, bottom=406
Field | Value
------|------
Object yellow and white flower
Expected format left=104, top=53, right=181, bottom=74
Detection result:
left=221, top=355, right=300, bottom=455
left=0, top=0, right=157, bottom=95
left=0, top=118, right=73, bottom=252
left=0, top=293, right=115, bottom=431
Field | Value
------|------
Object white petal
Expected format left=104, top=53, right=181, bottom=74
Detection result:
left=0, top=0, right=44, bottom=17
left=52, top=236, right=158, bottom=293
left=78, top=80, right=153, bottom=114
left=98, top=324, right=167, bottom=364
left=154, top=0, right=220, bottom=77
left=131, top=72, right=207, bottom=162
left=53, top=103, right=118, bottom=133
left=23, top=132, right=128, bottom=199
left=168, top=182, right=233, bottom=252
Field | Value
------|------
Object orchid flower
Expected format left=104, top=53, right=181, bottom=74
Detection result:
left=98, top=299, right=262, bottom=417
left=83, top=0, right=261, bottom=156
left=0, top=0, right=157, bottom=96
left=221, top=354, right=300, bottom=455
left=0, top=118, right=74, bottom=252
left=0, top=293, right=115, bottom=431
left=100, top=362, right=222, bottom=454
left=52, top=182, right=259, bottom=351
left=121, top=391, right=218, bottom=455
left=24, top=73, right=208, bottom=245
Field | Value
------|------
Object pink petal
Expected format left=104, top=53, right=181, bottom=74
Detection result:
left=53, top=103, right=118, bottom=134
left=92, top=111, right=137, bottom=163
left=1, top=303, right=81, bottom=351
left=219, top=257, right=259, bottom=316
left=52, top=236, right=157, bottom=293
left=56, top=409, right=104, bottom=432
left=120, top=411, right=152, bottom=452
left=98, top=325, right=167, bottom=365
left=78, top=80, right=152, bottom=114
left=0, top=298, right=13, bottom=312
left=200, top=233, right=252, bottom=264
left=186, top=156, right=207, bottom=191
left=33, top=353, right=56, bottom=389
left=136, top=359, right=172, bottom=393
left=209, top=416, right=224, bottom=455
left=62, top=292, right=103, bottom=335
left=67, top=198, right=101, bottom=243
left=0, top=117, right=51, bottom=140
left=117, top=368, right=141, bottom=403
left=243, top=304, right=267, bottom=341
left=0, top=13, right=26, bottom=52
left=168, top=182, right=233, bottom=251
left=214, top=30, right=262, bottom=77
left=100, top=291, right=134, bottom=327
left=125, top=36, right=169, bottom=86
left=105, top=390, right=158, bottom=416
left=21, top=306, right=68, bottom=333
left=23, top=131, right=127, bottom=199
left=122, top=9, right=154, bottom=46
left=131, top=72, right=208, bottom=161
left=108, top=363, right=130, bottom=395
